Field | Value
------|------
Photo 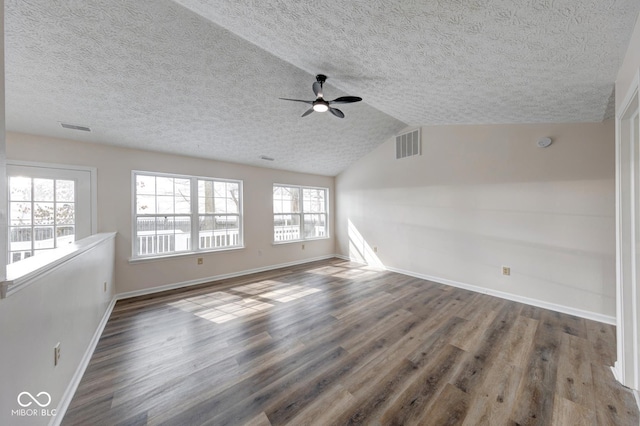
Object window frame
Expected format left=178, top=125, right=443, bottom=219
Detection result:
left=131, top=170, right=244, bottom=261
left=272, top=183, right=329, bottom=244
left=7, top=160, right=97, bottom=264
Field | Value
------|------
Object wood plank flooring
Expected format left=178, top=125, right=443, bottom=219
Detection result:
left=63, top=258, right=639, bottom=425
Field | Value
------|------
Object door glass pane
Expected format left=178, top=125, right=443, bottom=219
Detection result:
left=10, top=202, right=31, bottom=225
left=56, top=180, right=75, bottom=202
left=34, top=179, right=54, bottom=201
left=56, top=203, right=75, bottom=225
left=34, top=226, right=55, bottom=249
left=34, top=203, right=54, bottom=225
left=10, top=227, right=31, bottom=252
left=10, top=177, right=31, bottom=201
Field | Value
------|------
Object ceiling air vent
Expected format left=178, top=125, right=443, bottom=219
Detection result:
left=60, top=122, right=91, bottom=132
left=396, top=129, right=421, bottom=159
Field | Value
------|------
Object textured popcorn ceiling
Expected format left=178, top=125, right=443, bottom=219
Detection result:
left=5, top=0, right=640, bottom=176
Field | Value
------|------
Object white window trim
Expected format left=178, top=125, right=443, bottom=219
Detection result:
left=272, top=183, right=330, bottom=244
left=130, top=170, right=244, bottom=261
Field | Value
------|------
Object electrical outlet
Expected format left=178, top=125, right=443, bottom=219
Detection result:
left=502, top=266, right=511, bottom=276
left=373, top=246, right=378, bottom=253
left=302, top=244, right=305, bottom=250
left=197, top=258, right=203, bottom=265
left=54, top=343, right=61, bottom=366
left=103, top=281, right=107, bottom=292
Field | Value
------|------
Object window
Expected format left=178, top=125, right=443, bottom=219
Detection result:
left=7, top=162, right=96, bottom=264
left=273, top=184, right=328, bottom=243
left=133, top=171, right=242, bottom=258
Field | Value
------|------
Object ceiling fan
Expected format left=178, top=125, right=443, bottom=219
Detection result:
left=280, top=74, right=362, bottom=118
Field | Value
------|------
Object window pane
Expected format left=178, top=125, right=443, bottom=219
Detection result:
left=136, top=216, right=194, bottom=255
left=56, top=203, right=75, bottom=225
left=214, top=181, right=226, bottom=213
left=226, top=183, right=240, bottom=214
left=136, top=195, right=156, bottom=214
left=157, top=195, right=175, bottom=214
left=136, top=217, right=156, bottom=255
left=175, top=194, right=191, bottom=214
left=56, top=225, right=75, bottom=246
left=198, top=180, right=214, bottom=214
left=156, top=177, right=174, bottom=196
left=157, top=216, right=190, bottom=253
left=273, top=186, right=300, bottom=214
left=136, top=175, right=156, bottom=195
left=10, top=177, right=31, bottom=201
left=10, top=227, right=31, bottom=252
left=34, top=179, right=54, bottom=201
left=198, top=215, right=240, bottom=249
left=303, top=189, right=326, bottom=213
left=34, top=226, right=55, bottom=249
left=274, top=214, right=301, bottom=242
left=303, top=214, right=327, bottom=239
left=56, top=180, right=75, bottom=202
left=34, top=203, right=54, bottom=225
left=10, top=202, right=31, bottom=225
left=174, top=179, right=191, bottom=214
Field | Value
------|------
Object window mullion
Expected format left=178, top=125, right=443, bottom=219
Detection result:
left=191, top=177, right=199, bottom=252
left=53, top=179, right=58, bottom=249
left=30, top=178, right=35, bottom=257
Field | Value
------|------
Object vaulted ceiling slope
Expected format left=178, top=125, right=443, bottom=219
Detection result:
left=5, top=1, right=640, bottom=176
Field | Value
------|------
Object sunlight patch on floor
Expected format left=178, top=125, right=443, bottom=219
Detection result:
left=168, top=291, right=273, bottom=324
left=168, top=282, right=321, bottom=324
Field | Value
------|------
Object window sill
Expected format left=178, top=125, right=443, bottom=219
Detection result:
left=1, top=232, right=117, bottom=299
left=272, top=236, right=331, bottom=246
left=128, top=246, right=245, bottom=264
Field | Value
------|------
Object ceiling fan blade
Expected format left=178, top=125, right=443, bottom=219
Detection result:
left=301, top=108, right=314, bottom=117
left=312, top=81, right=323, bottom=98
left=329, top=96, right=362, bottom=104
left=280, top=98, right=313, bottom=104
left=329, top=107, right=344, bottom=118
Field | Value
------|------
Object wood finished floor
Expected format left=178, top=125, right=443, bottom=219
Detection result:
left=63, top=259, right=639, bottom=426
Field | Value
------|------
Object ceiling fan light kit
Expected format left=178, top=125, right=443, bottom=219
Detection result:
left=280, top=74, right=362, bottom=118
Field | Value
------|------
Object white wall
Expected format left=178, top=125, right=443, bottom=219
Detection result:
left=337, top=121, right=615, bottom=320
left=6, top=132, right=336, bottom=294
left=0, top=234, right=115, bottom=426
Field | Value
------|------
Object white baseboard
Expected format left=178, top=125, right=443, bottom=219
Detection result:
left=383, top=266, right=616, bottom=325
left=611, top=362, right=622, bottom=382
left=49, top=297, right=117, bottom=426
left=116, top=254, right=338, bottom=300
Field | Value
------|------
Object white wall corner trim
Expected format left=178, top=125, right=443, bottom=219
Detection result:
left=116, top=254, right=340, bottom=300
left=615, top=65, right=640, bottom=391
left=384, top=266, right=616, bottom=325
left=49, top=297, right=117, bottom=426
